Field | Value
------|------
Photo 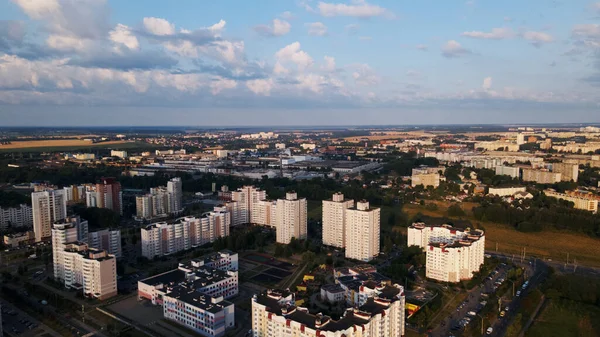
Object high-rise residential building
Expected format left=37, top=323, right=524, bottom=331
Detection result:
left=275, top=192, right=307, bottom=244
left=59, top=242, right=117, bottom=300
left=135, top=178, right=183, bottom=219
left=252, top=288, right=405, bottom=337
left=322, top=193, right=354, bottom=248
left=231, top=186, right=267, bottom=225
left=88, top=229, right=122, bottom=258
left=495, top=165, right=520, bottom=178
left=408, top=223, right=485, bottom=283
left=551, top=162, right=579, bottom=182
left=141, top=211, right=230, bottom=259
left=521, top=168, right=561, bottom=184
left=138, top=251, right=238, bottom=337
left=86, top=178, right=122, bottom=215
left=0, top=204, right=33, bottom=230
left=167, top=177, right=183, bottom=214
left=344, top=201, right=380, bottom=262
left=32, top=189, right=67, bottom=242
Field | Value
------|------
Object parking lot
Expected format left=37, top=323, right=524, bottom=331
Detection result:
left=1, top=300, right=43, bottom=337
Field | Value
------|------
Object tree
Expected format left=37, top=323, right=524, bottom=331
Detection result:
left=447, top=204, right=466, bottom=217
left=274, top=244, right=284, bottom=257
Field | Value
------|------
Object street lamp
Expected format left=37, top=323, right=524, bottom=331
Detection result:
left=476, top=313, right=485, bottom=336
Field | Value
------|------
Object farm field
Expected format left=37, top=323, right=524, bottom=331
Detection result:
left=526, top=299, right=600, bottom=337
left=0, top=140, right=147, bottom=152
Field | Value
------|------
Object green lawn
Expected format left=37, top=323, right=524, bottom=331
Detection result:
left=307, top=200, right=322, bottom=221
left=526, top=299, right=600, bottom=337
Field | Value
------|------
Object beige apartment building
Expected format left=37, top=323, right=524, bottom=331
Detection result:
left=345, top=200, right=380, bottom=262
left=275, top=192, right=307, bottom=244
left=322, top=192, right=354, bottom=248
left=32, top=189, right=67, bottom=242
left=544, top=190, right=599, bottom=213
left=551, top=162, right=579, bottom=182
left=60, top=242, right=117, bottom=300
left=411, top=168, right=441, bottom=188
left=521, top=168, right=561, bottom=184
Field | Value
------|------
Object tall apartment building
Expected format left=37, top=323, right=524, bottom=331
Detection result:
left=59, top=242, right=117, bottom=300
left=63, top=185, right=86, bottom=202
left=322, top=193, right=354, bottom=248
left=495, top=165, right=520, bottom=178
left=138, top=251, right=238, bottom=337
left=544, top=189, right=599, bottom=213
left=252, top=288, right=405, bottom=337
left=141, top=212, right=230, bottom=259
left=408, top=223, right=485, bottom=283
left=135, top=178, right=183, bottom=219
left=32, top=189, right=67, bottom=242
left=551, top=162, right=579, bottom=182
left=411, top=168, right=440, bottom=188
left=52, top=216, right=122, bottom=283
left=0, top=204, right=33, bottom=230
left=345, top=201, right=380, bottom=262
left=86, top=178, right=122, bottom=215
left=521, top=168, right=561, bottom=184
left=275, top=192, right=307, bottom=244
left=230, top=186, right=267, bottom=225
left=167, top=177, right=183, bottom=214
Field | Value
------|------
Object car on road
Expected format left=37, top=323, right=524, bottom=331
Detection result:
left=505, top=306, right=509, bottom=312
left=467, top=311, right=476, bottom=317
left=516, top=290, right=522, bottom=297
left=500, top=310, right=506, bottom=317
left=486, top=327, right=494, bottom=335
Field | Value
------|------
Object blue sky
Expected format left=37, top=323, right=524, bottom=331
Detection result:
left=0, top=0, right=599, bottom=126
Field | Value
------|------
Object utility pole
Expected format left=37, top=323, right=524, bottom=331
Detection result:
left=82, top=304, right=85, bottom=324
left=496, top=242, right=498, bottom=252
left=567, top=252, right=569, bottom=265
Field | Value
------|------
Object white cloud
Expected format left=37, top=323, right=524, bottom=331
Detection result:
left=317, top=1, right=394, bottom=18
left=306, top=22, right=328, bottom=36
left=572, top=24, right=600, bottom=39
left=461, top=27, right=514, bottom=39
left=352, top=64, right=379, bottom=86
left=275, top=42, right=313, bottom=70
left=207, top=20, right=226, bottom=35
left=482, top=77, right=492, bottom=90
left=109, top=24, right=139, bottom=51
left=441, top=40, right=471, bottom=58
left=522, top=31, right=553, bottom=47
left=273, top=62, right=289, bottom=75
left=247, top=78, right=274, bottom=96
left=254, top=19, right=291, bottom=37
left=143, top=17, right=175, bottom=36
left=210, top=78, right=237, bottom=95
left=46, top=34, right=91, bottom=52
left=322, top=56, right=336, bottom=72
left=280, top=11, right=294, bottom=20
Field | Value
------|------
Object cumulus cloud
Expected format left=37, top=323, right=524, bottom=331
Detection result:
left=254, top=19, right=291, bottom=37
left=441, top=40, right=471, bottom=58
left=572, top=24, right=600, bottom=39
left=143, top=17, right=175, bottom=36
left=352, top=64, right=379, bottom=85
left=317, top=0, right=394, bottom=18
left=482, top=77, right=492, bottom=90
left=461, top=27, right=514, bottom=39
left=109, top=24, right=139, bottom=51
left=322, top=56, right=336, bottom=72
left=275, top=42, right=313, bottom=70
left=306, top=22, right=328, bottom=36
left=247, top=78, right=274, bottom=95
left=522, top=31, right=553, bottom=47
left=279, top=11, right=294, bottom=20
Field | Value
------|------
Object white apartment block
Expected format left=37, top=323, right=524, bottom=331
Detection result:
left=110, top=150, right=128, bottom=158
left=544, top=190, right=599, bottom=213
left=251, top=288, right=405, bottom=337
left=275, top=192, right=307, bottom=244
left=32, top=189, right=67, bottom=242
left=495, top=166, right=520, bottom=178
left=138, top=251, right=239, bottom=337
left=345, top=201, right=380, bottom=262
left=408, top=223, right=485, bottom=283
left=59, top=242, right=117, bottom=300
left=0, top=204, right=33, bottom=230
left=411, top=168, right=441, bottom=188
left=322, top=193, right=354, bottom=248
left=521, top=168, right=561, bottom=184
left=300, top=143, right=317, bottom=150
left=167, top=177, right=183, bottom=214
left=551, top=162, right=579, bottom=182
left=474, top=141, right=520, bottom=152
left=88, top=229, right=122, bottom=258
left=141, top=212, right=230, bottom=259
left=230, top=186, right=267, bottom=225
left=487, top=186, right=527, bottom=197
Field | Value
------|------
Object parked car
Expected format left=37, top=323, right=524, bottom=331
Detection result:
left=486, top=327, right=494, bottom=335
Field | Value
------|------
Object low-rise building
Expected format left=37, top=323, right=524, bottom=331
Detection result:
left=110, top=150, right=128, bottom=159
left=487, top=186, right=526, bottom=197
left=411, top=169, right=440, bottom=188
left=320, top=284, right=345, bottom=303
left=544, top=189, right=599, bottom=213
left=3, top=231, right=34, bottom=248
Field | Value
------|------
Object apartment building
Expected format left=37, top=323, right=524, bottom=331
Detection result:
left=408, top=223, right=485, bottom=283
left=230, top=186, right=267, bottom=225
left=495, top=166, right=520, bottom=178
left=275, top=192, right=307, bottom=244
left=141, top=212, right=230, bottom=259
left=167, top=177, right=183, bottom=214
left=59, top=242, right=117, bottom=300
left=345, top=201, right=380, bottom=262
left=551, top=162, right=579, bottom=182
left=474, top=141, right=520, bottom=152
left=0, top=204, right=33, bottom=230
left=322, top=193, right=354, bottom=248
left=521, top=168, right=561, bottom=184
left=3, top=231, right=34, bottom=248
left=138, top=251, right=238, bottom=337
left=88, top=229, right=122, bottom=258
left=136, top=178, right=183, bottom=219
left=251, top=288, right=405, bottom=337
left=32, top=189, right=67, bottom=242
left=86, top=178, right=123, bottom=215
left=487, top=186, right=527, bottom=197
left=63, top=185, right=86, bottom=202
left=544, top=190, right=599, bottom=213
left=333, top=265, right=392, bottom=307
left=411, top=168, right=441, bottom=188
left=110, top=150, right=128, bottom=158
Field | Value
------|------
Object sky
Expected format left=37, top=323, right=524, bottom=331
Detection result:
left=1, top=0, right=600, bottom=126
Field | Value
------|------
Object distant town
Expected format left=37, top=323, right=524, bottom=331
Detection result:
left=1, top=124, right=600, bottom=337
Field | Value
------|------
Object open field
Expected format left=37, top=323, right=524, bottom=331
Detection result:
left=402, top=202, right=600, bottom=268
left=0, top=140, right=150, bottom=152
left=526, top=299, right=600, bottom=337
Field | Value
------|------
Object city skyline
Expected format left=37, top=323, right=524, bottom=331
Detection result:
left=1, top=0, right=600, bottom=125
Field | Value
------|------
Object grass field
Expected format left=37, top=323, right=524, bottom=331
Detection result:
left=401, top=202, right=600, bottom=268
left=526, top=299, right=600, bottom=337
left=0, top=140, right=148, bottom=152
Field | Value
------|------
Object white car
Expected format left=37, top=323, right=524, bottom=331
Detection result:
left=486, top=327, right=493, bottom=334
left=516, top=290, right=521, bottom=297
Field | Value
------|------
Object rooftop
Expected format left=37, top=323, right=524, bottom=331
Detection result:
left=165, top=286, right=233, bottom=313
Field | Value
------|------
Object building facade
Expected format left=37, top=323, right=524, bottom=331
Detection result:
left=411, top=169, right=440, bottom=188
left=551, top=162, right=579, bottom=182
left=495, top=166, right=520, bottom=178
left=487, top=186, right=527, bottom=197
left=275, top=192, right=307, bottom=244
left=344, top=201, right=380, bottom=262
left=544, top=190, right=599, bottom=213
left=322, top=193, right=354, bottom=248
left=86, top=178, right=123, bottom=215
left=521, top=168, right=561, bottom=184
left=0, top=204, right=33, bottom=230
left=32, top=189, right=68, bottom=242
left=408, top=223, right=485, bottom=283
